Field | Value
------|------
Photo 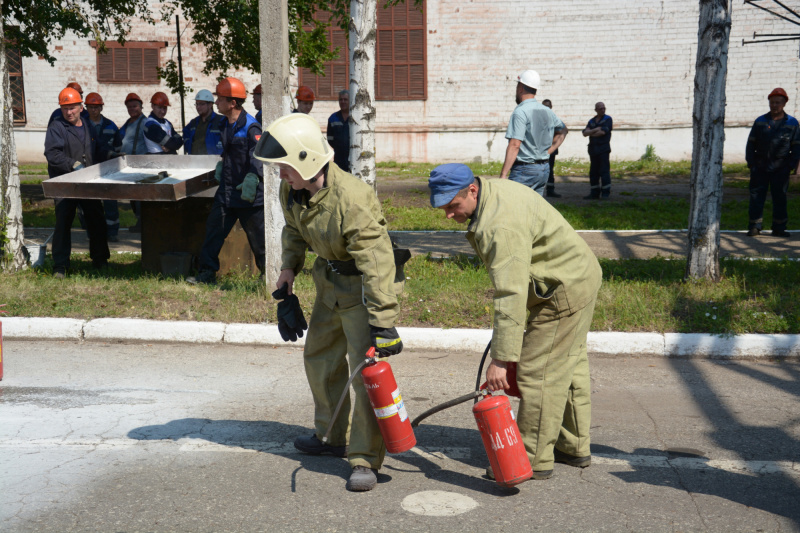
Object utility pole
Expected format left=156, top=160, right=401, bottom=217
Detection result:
left=259, top=0, right=291, bottom=288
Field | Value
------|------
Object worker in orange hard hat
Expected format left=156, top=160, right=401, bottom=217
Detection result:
left=142, top=91, right=183, bottom=155
left=187, top=76, right=264, bottom=285
left=84, top=92, right=123, bottom=241
left=44, top=88, right=110, bottom=278
left=253, top=83, right=263, bottom=124
left=49, top=82, right=89, bottom=125
left=745, top=87, right=800, bottom=238
left=294, top=85, right=315, bottom=114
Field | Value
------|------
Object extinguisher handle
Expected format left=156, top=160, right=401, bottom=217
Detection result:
left=366, top=346, right=376, bottom=359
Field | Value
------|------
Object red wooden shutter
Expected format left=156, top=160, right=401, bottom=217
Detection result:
left=93, top=41, right=164, bottom=83
left=376, top=0, right=426, bottom=101
left=298, top=11, right=349, bottom=100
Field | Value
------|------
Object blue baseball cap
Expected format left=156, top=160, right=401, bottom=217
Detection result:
left=428, top=164, right=475, bottom=208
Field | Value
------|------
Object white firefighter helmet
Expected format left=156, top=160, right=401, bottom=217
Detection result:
left=254, top=113, right=334, bottom=180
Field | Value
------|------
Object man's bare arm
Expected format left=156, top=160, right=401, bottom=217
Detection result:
left=549, top=126, right=568, bottom=154
left=500, top=139, right=522, bottom=179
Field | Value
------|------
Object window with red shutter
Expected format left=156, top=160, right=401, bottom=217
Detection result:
left=5, top=39, right=26, bottom=124
left=298, top=1, right=426, bottom=101
left=90, top=41, right=166, bottom=84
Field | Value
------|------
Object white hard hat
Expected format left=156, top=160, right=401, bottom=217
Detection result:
left=516, top=70, right=540, bottom=90
left=254, top=113, right=334, bottom=180
left=195, top=89, right=215, bottom=103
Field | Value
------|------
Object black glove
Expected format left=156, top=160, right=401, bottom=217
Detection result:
left=369, top=325, right=403, bottom=357
left=271, top=283, right=308, bottom=342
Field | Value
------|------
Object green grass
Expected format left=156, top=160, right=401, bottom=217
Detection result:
left=2, top=252, right=798, bottom=334
left=377, top=159, right=751, bottom=180
left=22, top=205, right=137, bottom=228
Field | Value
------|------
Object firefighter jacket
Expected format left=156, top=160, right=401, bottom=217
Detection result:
left=280, top=163, right=399, bottom=327
left=44, top=115, right=94, bottom=179
left=183, top=111, right=224, bottom=155
left=143, top=113, right=183, bottom=154
left=466, top=177, right=602, bottom=363
left=89, top=116, right=121, bottom=163
left=216, top=111, right=263, bottom=208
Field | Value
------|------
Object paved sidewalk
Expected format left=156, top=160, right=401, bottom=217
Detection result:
left=25, top=227, right=800, bottom=260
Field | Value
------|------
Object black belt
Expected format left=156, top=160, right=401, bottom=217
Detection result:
left=515, top=159, right=549, bottom=165
left=327, top=259, right=362, bottom=276
left=326, top=248, right=413, bottom=278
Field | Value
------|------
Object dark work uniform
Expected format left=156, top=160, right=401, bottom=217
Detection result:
left=44, top=115, right=110, bottom=273
left=197, top=111, right=266, bottom=275
left=327, top=110, right=350, bottom=172
left=745, top=112, right=800, bottom=232
left=183, top=111, right=224, bottom=155
left=586, top=115, right=613, bottom=198
left=88, top=116, right=122, bottom=238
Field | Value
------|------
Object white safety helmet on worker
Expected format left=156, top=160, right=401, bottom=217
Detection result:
left=254, top=113, right=334, bottom=180
left=516, top=70, right=540, bottom=91
left=195, top=89, right=215, bottom=102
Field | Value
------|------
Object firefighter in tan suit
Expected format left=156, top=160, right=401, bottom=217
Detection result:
left=428, top=163, right=602, bottom=480
left=254, top=113, right=403, bottom=492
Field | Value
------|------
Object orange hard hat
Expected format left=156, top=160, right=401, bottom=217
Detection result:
left=84, top=92, right=104, bottom=105
left=151, top=91, right=170, bottom=107
left=215, top=77, right=247, bottom=99
left=768, top=88, right=789, bottom=102
left=125, top=93, right=143, bottom=104
left=66, top=82, right=83, bottom=95
left=58, top=88, right=83, bottom=106
left=296, top=85, right=315, bottom=102
left=253, top=84, right=262, bottom=95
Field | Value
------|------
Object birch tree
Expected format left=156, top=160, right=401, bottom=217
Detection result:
left=686, top=0, right=732, bottom=281
left=348, top=0, right=378, bottom=189
left=0, top=14, right=25, bottom=271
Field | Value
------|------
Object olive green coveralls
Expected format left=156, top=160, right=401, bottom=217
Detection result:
left=467, top=177, right=602, bottom=472
left=280, top=163, right=400, bottom=470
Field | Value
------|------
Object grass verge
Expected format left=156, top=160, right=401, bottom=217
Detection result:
left=2, top=253, right=797, bottom=334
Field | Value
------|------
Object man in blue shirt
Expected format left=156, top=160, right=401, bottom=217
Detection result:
left=183, top=89, right=223, bottom=155
left=84, top=92, right=122, bottom=241
left=745, top=87, right=800, bottom=238
left=582, top=102, right=613, bottom=199
left=327, top=90, right=351, bottom=172
left=500, top=70, right=568, bottom=196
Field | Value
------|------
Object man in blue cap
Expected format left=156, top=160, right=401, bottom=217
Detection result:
left=428, top=164, right=602, bottom=481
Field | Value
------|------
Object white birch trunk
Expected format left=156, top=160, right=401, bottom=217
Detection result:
left=349, top=0, right=377, bottom=189
left=686, top=0, right=731, bottom=281
left=259, top=0, right=290, bottom=289
left=0, top=16, right=27, bottom=272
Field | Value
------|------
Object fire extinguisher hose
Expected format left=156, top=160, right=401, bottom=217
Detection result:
left=410, top=390, right=483, bottom=428
left=321, top=358, right=369, bottom=444
left=410, top=340, right=494, bottom=428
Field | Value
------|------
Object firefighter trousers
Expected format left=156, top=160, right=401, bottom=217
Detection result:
left=516, top=299, right=595, bottom=472
left=303, top=295, right=386, bottom=470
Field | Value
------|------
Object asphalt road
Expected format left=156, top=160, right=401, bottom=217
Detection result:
left=2, top=341, right=799, bottom=532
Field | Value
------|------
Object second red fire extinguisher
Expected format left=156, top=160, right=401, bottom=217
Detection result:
left=473, top=392, right=532, bottom=487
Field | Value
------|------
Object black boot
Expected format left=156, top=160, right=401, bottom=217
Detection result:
left=546, top=186, right=561, bottom=198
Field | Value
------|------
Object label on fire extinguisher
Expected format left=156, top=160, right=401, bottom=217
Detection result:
left=392, top=389, right=409, bottom=423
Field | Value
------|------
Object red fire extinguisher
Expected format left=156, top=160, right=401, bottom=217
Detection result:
left=362, top=346, right=417, bottom=453
left=473, top=392, right=532, bottom=487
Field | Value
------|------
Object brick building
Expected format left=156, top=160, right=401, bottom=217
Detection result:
left=10, top=0, right=800, bottom=163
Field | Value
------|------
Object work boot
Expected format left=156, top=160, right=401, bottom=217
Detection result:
left=92, top=259, right=109, bottom=270
left=293, top=434, right=347, bottom=458
left=546, top=187, right=561, bottom=198
left=346, top=466, right=378, bottom=492
left=554, top=448, right=592, bottom=468
left=186, top=270, right=217, bottom=285
left=747, top=227, right=760, bottom=237
left=54, top=270, right=66, bottom=280
left=485, top=465, right=552, bottom=481
left=107, top=234, right=119, bottom=243
left=771, top=229, right=791, bottom=238
left=583, top=193, right=600, bottom=200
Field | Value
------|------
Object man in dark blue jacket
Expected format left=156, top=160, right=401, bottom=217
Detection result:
left=44, top=88, right=110, bottom=278
left=582, top=102, right=613, bottom=199
left=48, top=82, right=89, bottom=126
left=327, top=90, right=351, bottom=172
left=188, top=77, right=265, bottom=285
left=183, top=89, right=223, bottom=155
left=745, top=88, right=800, bottom=238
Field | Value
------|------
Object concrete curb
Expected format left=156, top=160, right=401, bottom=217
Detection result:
left=2, top=317, right=799, bottom=357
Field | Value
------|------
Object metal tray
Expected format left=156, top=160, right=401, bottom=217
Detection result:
left=41, top=155, right=221, bottom=201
